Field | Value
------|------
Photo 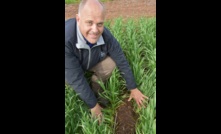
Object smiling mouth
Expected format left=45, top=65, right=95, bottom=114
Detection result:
left=89, top=34, right=98, bottom=39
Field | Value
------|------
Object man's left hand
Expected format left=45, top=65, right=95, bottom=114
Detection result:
left=128, top=88, right=149, bottom=108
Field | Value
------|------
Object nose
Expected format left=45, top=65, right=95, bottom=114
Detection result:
left=91, top=24, right=98, bottom=33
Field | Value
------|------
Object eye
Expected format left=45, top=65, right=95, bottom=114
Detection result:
left=87, top=21, right=93, bottom=26
left=97, top=23, right=103, bottom=27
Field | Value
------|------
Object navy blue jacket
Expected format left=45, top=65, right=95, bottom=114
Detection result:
left=65, top=18, right=137, bottom=108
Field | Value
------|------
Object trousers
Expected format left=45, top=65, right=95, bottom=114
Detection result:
left=89, top=56, right=116, bottom=98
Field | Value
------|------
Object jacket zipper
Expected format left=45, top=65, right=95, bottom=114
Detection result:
left=87, top=44, right=105, bottom=69
left=87, top=48, right=91, bottom=70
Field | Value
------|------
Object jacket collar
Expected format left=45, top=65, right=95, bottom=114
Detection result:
left=76, top=23, right=104, bottom=49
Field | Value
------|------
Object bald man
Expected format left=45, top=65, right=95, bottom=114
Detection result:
left=65, top=0, right=148, bottom=124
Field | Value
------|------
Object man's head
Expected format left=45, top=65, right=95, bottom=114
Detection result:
left=76, top=0, right=106, bottom=44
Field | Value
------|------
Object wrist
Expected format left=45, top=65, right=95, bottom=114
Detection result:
left=91, top=103, right=99, bottom=109
left=130, top=88, right=137, bottom=92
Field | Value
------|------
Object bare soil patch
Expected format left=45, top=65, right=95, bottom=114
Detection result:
left=65, top=0, right=156, bottom=20
left=115, top=98, right=138, bottom=134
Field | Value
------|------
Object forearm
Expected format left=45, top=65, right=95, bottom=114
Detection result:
left=109, top=47, right=137, bottom=90
left=107, top=35, right=137, bottom=90
left=65, top=47, right=98, bottom=108
left=71, top=80, right=98, bottom=108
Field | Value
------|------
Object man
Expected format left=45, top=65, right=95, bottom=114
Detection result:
left=65, top=0, right=148, bottom=123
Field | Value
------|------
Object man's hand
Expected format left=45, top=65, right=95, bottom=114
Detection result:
left=128, top=88, right=149, bottom=108
left=90, top=103, right=103, bottom=124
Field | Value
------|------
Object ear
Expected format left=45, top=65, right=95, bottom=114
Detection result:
left=76, top=14, right=80, bottom=23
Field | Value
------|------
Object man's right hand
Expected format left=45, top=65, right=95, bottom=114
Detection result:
left=90, top=103, right=103, bottom=124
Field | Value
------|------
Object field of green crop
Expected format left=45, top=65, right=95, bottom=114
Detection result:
left=65, top=17, right=156, bottom=134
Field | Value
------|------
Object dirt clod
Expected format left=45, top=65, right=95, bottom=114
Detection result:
left=115, top=98, right=138, bottom=134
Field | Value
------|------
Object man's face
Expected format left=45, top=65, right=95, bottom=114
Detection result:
left=76, top=6, right=105, bottom=44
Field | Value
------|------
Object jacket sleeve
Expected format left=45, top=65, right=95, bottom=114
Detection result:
left=65, top=44, right=97, bottom=109
left=106, top=30, right=137, bottom=90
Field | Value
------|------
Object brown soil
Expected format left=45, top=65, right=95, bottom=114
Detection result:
left=115, top=98, right=138, bottom=134
left=65, top=0, right=156, bottom=20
